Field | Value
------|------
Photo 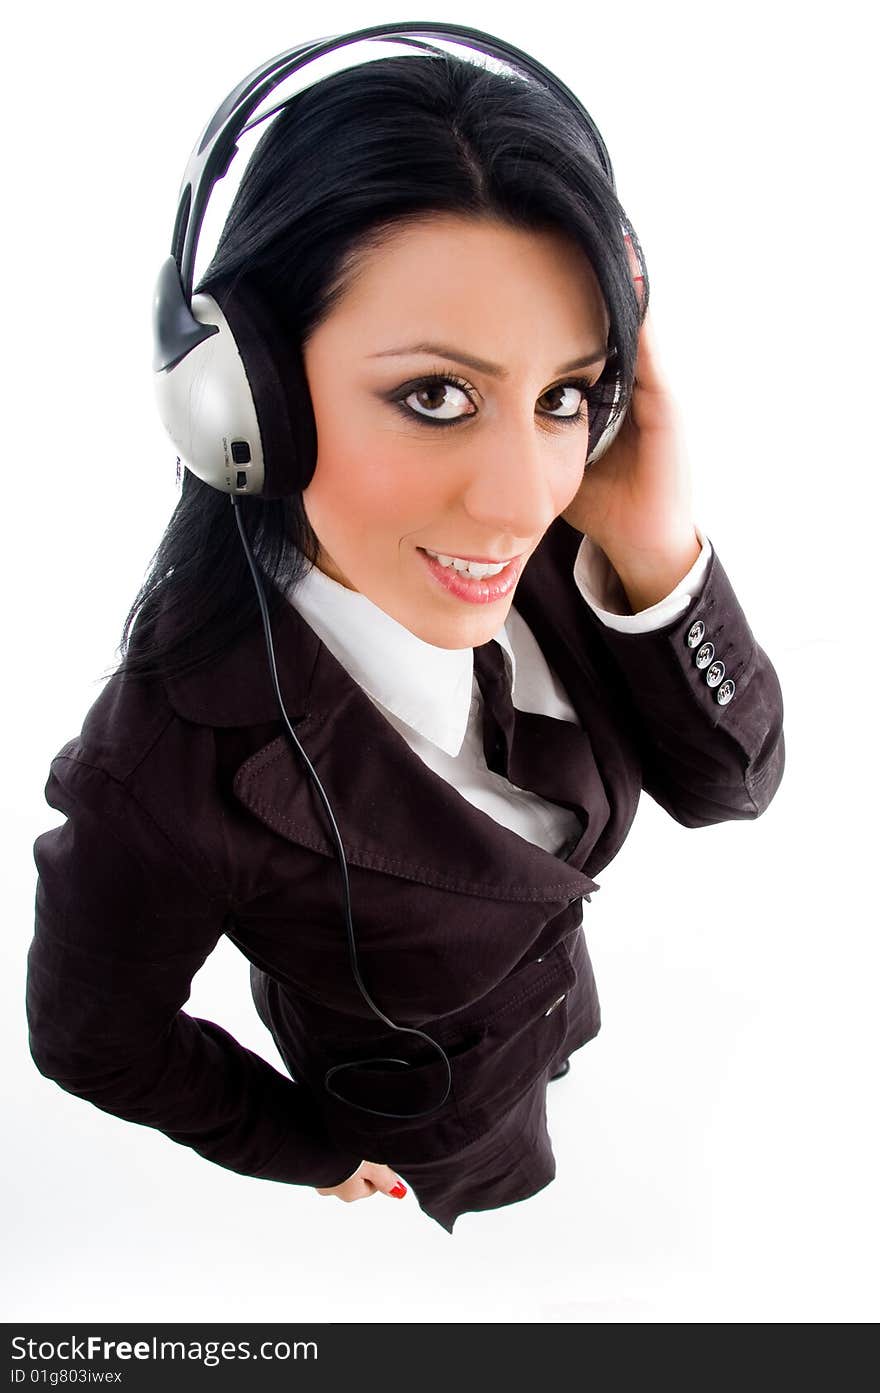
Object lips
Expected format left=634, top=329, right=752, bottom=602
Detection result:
left=417, top=547, right=524, bottom=605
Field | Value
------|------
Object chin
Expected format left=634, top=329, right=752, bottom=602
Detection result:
left=406, top=603, right=513, bottom=651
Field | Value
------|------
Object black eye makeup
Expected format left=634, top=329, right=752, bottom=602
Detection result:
left=385, top=368, right=610, bottom=430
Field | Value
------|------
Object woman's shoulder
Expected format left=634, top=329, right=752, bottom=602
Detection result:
left=73, top=668, right=179, bottom=785
left=48, top=667, right=199, bottom=832
left=43, top=667, right=236, bottom=901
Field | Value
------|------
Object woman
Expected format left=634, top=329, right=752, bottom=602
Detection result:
left=27, top=48, right=785, bottom=1233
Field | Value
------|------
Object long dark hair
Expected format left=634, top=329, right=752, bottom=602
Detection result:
left=112, top=51, right=649, bottom=684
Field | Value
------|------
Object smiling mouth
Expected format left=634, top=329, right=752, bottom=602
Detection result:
left=419, top=546, right=522, bottom=578
left=416, top=547, right=525, bottom=605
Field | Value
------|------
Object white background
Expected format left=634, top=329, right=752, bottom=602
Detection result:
left=3, top=0, right=876, bottom=1324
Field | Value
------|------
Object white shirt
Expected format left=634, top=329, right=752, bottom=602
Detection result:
left=286, top=529, right=712, bottom=854
left=286, top=527, right=712, bottom=1182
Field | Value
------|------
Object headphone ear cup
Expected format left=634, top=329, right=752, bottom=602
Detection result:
left=153, top=288, right=266, bottom=494
left=586, top=366, right=626, bottom=465
left=212, top=279, right=317, bottom=498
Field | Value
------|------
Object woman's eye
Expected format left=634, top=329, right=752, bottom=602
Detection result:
left=401, top=377, right=475, bottom=423
left=538, top=383, right=590, bottom=419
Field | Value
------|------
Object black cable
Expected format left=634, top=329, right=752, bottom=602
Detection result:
left=230, top=494, right=452, bottom=1117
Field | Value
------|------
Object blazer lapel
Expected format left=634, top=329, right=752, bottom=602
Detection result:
left=164, top=516, right=638, bottom=901
left=229, top=636, right=599, bottom=904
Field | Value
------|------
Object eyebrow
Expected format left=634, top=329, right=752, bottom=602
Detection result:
left=367, top=341, right=611, bottom=379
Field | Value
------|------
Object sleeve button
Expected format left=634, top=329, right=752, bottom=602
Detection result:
left=687, top=619, right=706, bottom=648
left=716, top=678, right=736, bottom=705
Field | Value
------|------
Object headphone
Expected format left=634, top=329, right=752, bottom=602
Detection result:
left=151, top=20, right=626, bottom=1122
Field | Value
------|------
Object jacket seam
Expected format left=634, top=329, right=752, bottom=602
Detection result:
left=52, top=753, right=229, bottom=904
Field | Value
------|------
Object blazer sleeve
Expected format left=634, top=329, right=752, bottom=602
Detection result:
left=575, top=539, right=785, bottom=827
left=27, top=752, right=364, bottom=1189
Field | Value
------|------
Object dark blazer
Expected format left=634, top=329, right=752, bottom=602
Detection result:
left=27, top=517, right=785, bottom=1224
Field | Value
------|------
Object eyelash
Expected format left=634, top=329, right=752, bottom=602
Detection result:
left=390, top=370, right=604, bottom=430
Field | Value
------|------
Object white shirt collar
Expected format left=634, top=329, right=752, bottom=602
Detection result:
left=285, top=561, right=517, bottom=758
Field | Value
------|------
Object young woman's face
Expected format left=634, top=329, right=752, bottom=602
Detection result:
left=301, top=214, right=611, bottom=649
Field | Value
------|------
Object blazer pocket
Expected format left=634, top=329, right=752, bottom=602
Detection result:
left=313, top=1023, right=487, bottom=1154
left=311, top=934, right=577, bottom=1160
left=454, top=947, right=575, bottom=1121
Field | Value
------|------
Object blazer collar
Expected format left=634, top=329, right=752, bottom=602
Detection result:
left=284, top=559, right=516, bottom=759
left=165, top=584, right=324, bottom=729
left=165, top=535, right=540, bottom=734
left=163, top=519, right=601, bottom=903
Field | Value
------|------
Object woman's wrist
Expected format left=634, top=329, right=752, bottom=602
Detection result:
left=605, top=528, right=702, bottom=613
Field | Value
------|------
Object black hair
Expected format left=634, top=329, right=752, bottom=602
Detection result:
left=111, top=51, right=649, bottom=684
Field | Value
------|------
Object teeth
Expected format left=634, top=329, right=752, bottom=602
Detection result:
left=424, top=549, right=508, bottom=579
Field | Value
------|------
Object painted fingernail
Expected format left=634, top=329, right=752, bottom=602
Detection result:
left=390, top=1182, right=407, bottom=1198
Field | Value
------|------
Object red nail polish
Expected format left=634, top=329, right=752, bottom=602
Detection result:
left=390, top=1182, right=407, bottom=1198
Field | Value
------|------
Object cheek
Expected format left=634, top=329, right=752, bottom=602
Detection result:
left=362, top=455, right=447, bottom=523
left=555, top=450, right=589, bottom=510
left=304, top=430, right=445, bottom=536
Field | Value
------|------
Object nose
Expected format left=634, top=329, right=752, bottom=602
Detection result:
left=459, top=420, right=560, bottom=543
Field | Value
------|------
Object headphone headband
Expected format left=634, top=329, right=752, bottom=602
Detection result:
left=171, top=20, right=615, bottom=306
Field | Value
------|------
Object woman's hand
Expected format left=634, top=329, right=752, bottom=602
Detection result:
left=561, top=238, right=701, bottom=610
left=316, top=1160, right=407, bottom=1203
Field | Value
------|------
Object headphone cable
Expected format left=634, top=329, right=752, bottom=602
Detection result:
left=229, top=494, right=452, bottom=1117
